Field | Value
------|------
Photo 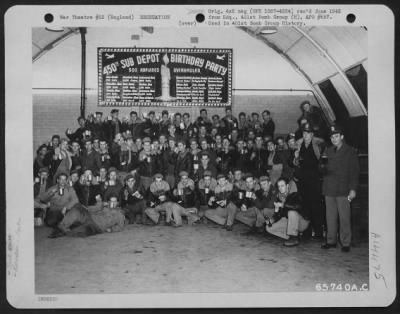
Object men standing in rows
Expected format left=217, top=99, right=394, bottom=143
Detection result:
left=321, top=126, right=359, bottom=252
left=266, top=177, right=309, bottom=247
left=293, top=123, right=325, bottom=240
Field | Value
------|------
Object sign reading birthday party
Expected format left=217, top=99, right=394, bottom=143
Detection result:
left=98, top=47, right=232, bottom=107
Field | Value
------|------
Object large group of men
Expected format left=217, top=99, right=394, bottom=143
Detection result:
left=33, top=102, right=360, bottom=251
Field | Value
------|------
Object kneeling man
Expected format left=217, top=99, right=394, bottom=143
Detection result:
left=266, top=177, right=310, bottom=247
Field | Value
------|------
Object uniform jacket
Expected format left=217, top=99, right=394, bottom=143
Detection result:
left=322, top=143, right=360, bottom=197
left=80, top=149, right=102, bottom=173
left=174, top=150, right=192, bottom=179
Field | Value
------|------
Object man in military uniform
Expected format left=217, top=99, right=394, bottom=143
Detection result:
left=321, top=126, right=360, bottom=252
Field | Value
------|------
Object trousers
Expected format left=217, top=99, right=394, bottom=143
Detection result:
left=144, top=202, right=176, bottom=224
left=204, top=202, right=237, bottom=226
left=325, top=196, right=351, bottom=247
left=171, top=206, right=200, bottom=226
left=266, top=211, right=310, bottom=239
left=235, top=207, right=275, bottom=227
left=123, top=200, right=147, bottom=224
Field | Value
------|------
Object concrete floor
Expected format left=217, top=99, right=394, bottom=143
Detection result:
left=35, top=222, right=369, bottom=294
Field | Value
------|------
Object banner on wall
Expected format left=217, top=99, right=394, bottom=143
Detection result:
left=98, top=47, right=232, bottom=107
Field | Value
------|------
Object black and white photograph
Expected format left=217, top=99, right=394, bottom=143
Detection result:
left=5, top=4, right=396, bottom=308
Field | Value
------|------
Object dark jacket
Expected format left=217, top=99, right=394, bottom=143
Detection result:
left=74, top=183, right=102, bottom=206
left=138, top=153, right=160, bottom=178
left=250, top=147, right=269, bottom=174
left=80, top=150, right=102, bottom=173
left=174, top=150, right=192, bottom=179
left=216, top=150, right=234, bottom=175
left=272, top=192, right=306, bottom=222
left=120, top=184, right=146, bottom=207
left=262, top=120, right=275, bottom=138
left=254, top=187, right=275, bottom=210
left=322, top=143, right=360, bottom=197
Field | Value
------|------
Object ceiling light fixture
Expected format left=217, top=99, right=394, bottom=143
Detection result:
left=258, top=27, right=278, bottom=35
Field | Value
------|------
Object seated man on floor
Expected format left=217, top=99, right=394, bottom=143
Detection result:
left=144, top=173, right=174, bottom=225
left=120, top=173, right=147, bottom=224
left=204, top=173, right=236, bottom=231
left=39, top=172, right=80, bottom=228
left=50, top=195, right=126, bottom=238
left=197, top=170, right=217, bottom=219
left=34, top=167, right=52, bottom=223
left=74, top=169, right=102, bottom=207
left=266, top=177, right=310, bottom=247
left=171, top=171, right=201, bottom=227
left=233, top=173, right=262, bottom=230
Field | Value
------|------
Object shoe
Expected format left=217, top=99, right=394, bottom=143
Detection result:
left=321, top=243, right=337, bottom=249
left=341, top=246, right=350, bottom=252
left=225, top=225, right=233, bottom=231
left=284, top=236, right=299, bottom=247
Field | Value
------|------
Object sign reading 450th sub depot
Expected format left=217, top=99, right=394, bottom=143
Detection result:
left=98, top=48, right=232, bottom=107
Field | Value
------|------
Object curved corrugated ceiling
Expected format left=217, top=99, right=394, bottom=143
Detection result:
left=32, top=26, right=368, bottom=119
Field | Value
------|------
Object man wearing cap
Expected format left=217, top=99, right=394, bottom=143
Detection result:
left=80, top=138, right=102, bottom=174
left=197, top=170, right=218, bottom=218
left=40, top=172, right=80, bottom=228
left=242, top=175, right=276, bottom=234
left=204, top=173, right=236, bottom=231
left=120, top=173, right=147, bottom=224
left=105, top=109, right=122, bottom=144
left=232, top=174, right=262, bottom=228
left=138, top=137, right=160, bottom=190
left=98, top=140, right=111, bottom=169
left=74, top=169, right=102, bottom=207
left=266, top=177, right=309, bottom=246
left=173, top=139, right=192, bottom=182
left=171, top=171, right=200, bottom=226
left=321, top=126, right=360, bottom=252
left=102, top=167, right=123, bottom=203
left=293, top=123, right=325, bottom=240
left=237, top=112, right=250, bottom=138
left=144, top=174, right=174, bottom=225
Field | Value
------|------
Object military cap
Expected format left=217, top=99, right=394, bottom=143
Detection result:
left=95, top=111, right=103, bottom=115
left=302, top=123, right=313, bottom=133
left=203, top=170, right=212, bottom=178
left=179, top=171, right=189, bottom=177
left=329, top=125, right=343, bottom=136
left=38, top=167, right=49, bottom=174
left=259, top=175, right=270, bottom=182
left=217, top=174, right=226, bottom=180
left=142, top=137, right=151, bottom=143
left=110, top=109, right=119, bottom=114
left=154, top=173, right=163, bottom=179
left=108, top=167, right=118, bottom=174
left=124, top=174, right=135, bottom=182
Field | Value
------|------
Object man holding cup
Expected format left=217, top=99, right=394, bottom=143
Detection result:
left=40, top=172, right=80, bottom=228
